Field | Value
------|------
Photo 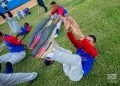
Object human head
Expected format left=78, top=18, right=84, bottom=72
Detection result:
left=86, top=35, right=97, bottom=46
left=24, top=22, right=29, bottom=27
left=0, top=32, right=4, bottom=43
left=50, top=1, right=58, bottom=10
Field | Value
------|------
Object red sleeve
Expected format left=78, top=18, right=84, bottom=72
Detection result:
left=67, top=32, right=82, bottom=49
left=4, top=36, right=22, bottom=45
left=81, top=38, right=98, bottom=58
left=67, top=32, right=98, bottom=57
left=57, top=6, right=64, bottom=16
left=26, top=26, right=31, bottom=32
left=51, top=10, right=56, bottom=15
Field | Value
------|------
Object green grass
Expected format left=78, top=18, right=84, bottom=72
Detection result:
left=0, top=0, right=120, bottom=86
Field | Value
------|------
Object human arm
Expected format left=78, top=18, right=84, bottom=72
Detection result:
left=53, top=14, right=62, bottom=24
left=4, top=36, right=24, bottom=45
left=65, top=15, right=84, bottom=40
left=64, top=19, right=80, bottom=48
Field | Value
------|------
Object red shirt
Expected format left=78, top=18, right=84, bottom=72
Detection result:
left=67, top=32, right=98, bottom=58
left=51, top=5, right=67, bottom=16
left=4, top=34, right=22, bottom=45
left=26, top=26, right=31, bottom=32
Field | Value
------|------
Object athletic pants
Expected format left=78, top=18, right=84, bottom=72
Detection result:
left=0, top=51, right=26, bottom=65
left=47, top=46, right=84, bottom=81
left=0, top=72, right=37, bottom=86
left=37, top=0, right=47, bottom=11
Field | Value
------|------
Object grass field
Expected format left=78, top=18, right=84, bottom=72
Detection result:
left=0, top=0, right=120, bottom=86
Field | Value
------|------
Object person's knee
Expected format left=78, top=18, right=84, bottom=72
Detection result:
left=69, top=76, right=82, bottom=82
left=21, top=52, right=26, bottom=59
left=18, top=52, right=26, bottom=61
left=72, top=55, right=81, bottom=65
left=68, top=68, right=83, bottom=82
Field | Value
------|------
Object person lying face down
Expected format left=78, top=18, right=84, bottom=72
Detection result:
left=0, top=32, right=26, bottom=74
left=16, top=22, right=31, bottom=38
left=45, top=18, right=98, bottom=81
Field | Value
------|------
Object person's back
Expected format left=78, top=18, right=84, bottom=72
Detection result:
left=4, top=34, right=25, bottom=52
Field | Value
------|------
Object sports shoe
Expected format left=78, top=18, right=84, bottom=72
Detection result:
left=44, top=57, right=55, bottom=66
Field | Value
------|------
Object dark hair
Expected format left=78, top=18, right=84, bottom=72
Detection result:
left=88, top=35, right=97, bottom=43
left=0, top=32, right=3, bottom=37
left=50, top=1, right=56, bottom=5
left=24, top=22, right=29, bottom=27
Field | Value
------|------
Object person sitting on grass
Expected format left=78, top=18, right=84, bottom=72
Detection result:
left=0, top=32, right=26, bottom=74
left=44, top=18, right=98, bottom=81
left=16, top=22, right=31, bottom=38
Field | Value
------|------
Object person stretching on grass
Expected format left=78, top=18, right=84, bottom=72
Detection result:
left=44, top=18, right=98, bottom=81
left=0, top=32, right=26, bottom=74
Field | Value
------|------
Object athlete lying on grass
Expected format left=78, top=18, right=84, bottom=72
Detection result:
left=16, top=22, right=31, bottom=39
left=44, top=18, right=98, bottom=81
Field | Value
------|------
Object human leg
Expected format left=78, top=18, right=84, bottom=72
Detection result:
left=0, top=53, right=12, bottom=63
left=7, top=51, right=26, bottom=65
left=65, top=15, right=83, bottom=39
left=46, top=49, right=83, bottom=81
left=0, top=12, right=6, bottom=19
left=0, top=72, right=38, bottom=86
